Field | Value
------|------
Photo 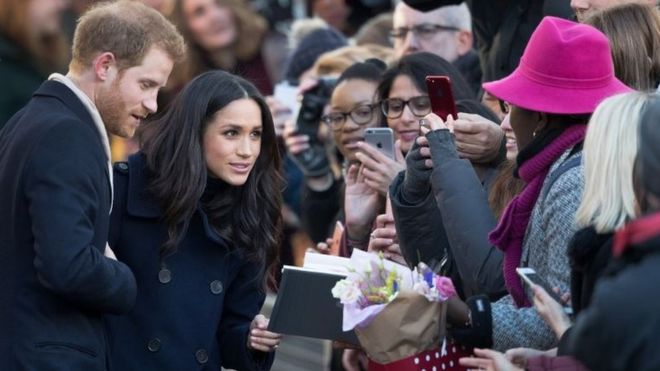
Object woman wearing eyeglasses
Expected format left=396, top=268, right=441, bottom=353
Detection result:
left=382, top=52, right=503, bottom=296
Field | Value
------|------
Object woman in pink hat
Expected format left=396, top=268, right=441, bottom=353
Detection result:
left=427, top=16, right=632, bottom=351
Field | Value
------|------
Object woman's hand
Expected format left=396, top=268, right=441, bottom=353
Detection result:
left=533, top=285, right=572, bottom=339
left=355, top=139, right=406, bottom=195
left=368, top=214, right=405, bottom=265
left=342, top=349, right=368, bottom=371
left=344, top=164, right=383, bottom=244
left=247, top=314, right=282, bottom=353
left=504, top=347, right=555, bottom=368
left=459, top=348, right=524, bottom=371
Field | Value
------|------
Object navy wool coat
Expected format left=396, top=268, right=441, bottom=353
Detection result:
left=106, top=153, right=274, bottom=371
left=0, top=80, right=137, bottom=371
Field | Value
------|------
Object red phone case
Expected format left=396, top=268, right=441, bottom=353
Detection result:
left=425, top=76, right=458, bottom=121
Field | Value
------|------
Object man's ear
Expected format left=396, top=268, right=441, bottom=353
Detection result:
left=92, top=52, right=117, bottom=82
left=455, top=30, right=473, bottom=57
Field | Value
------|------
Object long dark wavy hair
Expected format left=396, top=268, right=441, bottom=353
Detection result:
left=138, top=70, right=283, bottom=288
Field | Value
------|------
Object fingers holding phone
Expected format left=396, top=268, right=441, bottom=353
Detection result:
left=354, top=128, right=405, bottom=194
left=532, top=285, right=572, bottom=339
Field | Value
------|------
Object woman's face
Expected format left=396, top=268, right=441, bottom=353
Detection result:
left=385, top=74, right=429, bottom=153
left=508, top=105, right=539, bottom=152
left=501, top=113, right=518, bottom=160
left=329, top=79, right=380, bottom=163
left=29, top=0, right=67, bottom=35
left=183, top=0, right=237, bottom=52
left=203, top=98, right=262, bottom=186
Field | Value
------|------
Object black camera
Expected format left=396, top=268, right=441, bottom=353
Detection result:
left=290, top=77, right=337, bottom=178
left=295, top=77, right=337, bottom=140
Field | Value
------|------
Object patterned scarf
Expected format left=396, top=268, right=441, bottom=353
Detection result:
left=489, top=124, right=587, bottom=307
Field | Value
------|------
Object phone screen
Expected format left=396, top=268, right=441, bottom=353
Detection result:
left=520, top=271, right=573, bottom=315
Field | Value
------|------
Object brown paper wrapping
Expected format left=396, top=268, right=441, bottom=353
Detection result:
left=354, top=290, right=446, bottom=364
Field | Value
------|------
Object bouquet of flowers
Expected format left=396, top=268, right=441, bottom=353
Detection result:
left=331, top=250, right=469, bottom=370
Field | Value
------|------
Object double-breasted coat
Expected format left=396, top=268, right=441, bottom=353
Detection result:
left=0, top=80, right=137, bottom=370
left=106, top=153, right=274, bottom=371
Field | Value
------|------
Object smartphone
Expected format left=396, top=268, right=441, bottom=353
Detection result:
left=425, top=75, right=458, bottom=121
left=329, top=221, right=345, bottom=256
left=364, top=128, right=395, bottom=159
left=516, top=267, right=573, bottom=315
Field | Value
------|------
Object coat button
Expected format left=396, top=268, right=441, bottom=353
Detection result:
left=210, top=280, right=223, bottom=295
left=158, top=268, right=171, bottom=284
left=195, top=349, right=208, bottom=364
left=147, top=338, right=161, bottom=352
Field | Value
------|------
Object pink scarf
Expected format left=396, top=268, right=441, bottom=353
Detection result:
left=488, top=125, right=587, bottom=307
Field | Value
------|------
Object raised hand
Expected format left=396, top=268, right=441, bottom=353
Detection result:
left=344, top=164, right=383, bottom=244
left=355, top=139, right=406, bottom=195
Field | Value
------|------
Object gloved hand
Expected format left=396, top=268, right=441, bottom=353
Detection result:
left=401, top=137, right=432, bottom=203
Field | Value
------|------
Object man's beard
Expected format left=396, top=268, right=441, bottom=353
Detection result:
left=96, top=81, right=129, bottom=138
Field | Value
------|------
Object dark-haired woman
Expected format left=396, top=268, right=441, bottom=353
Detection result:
left=106, top=71, right=282, bottom=371
left=383, top=52, right=505, bottom=298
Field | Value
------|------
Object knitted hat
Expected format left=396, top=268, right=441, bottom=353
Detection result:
left=283, top=27, right=347, bottom=81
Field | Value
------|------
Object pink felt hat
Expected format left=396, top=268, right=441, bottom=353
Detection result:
left=483, top=16, right=633, bottom=115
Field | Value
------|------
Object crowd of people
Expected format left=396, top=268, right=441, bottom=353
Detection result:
left=1, top=0, right=660, bottom=371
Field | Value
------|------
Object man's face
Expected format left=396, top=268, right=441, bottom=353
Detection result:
left=96, top=47, right=173, bottom=138
left=392, top=3, right=462, bottom=61
left=571, top=0, right=656, bottom=22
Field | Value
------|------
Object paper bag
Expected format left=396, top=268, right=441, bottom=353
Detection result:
left=355, top=290, right=446, bottom=364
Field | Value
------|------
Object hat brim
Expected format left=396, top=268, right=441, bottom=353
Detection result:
left=483, top=68, right=634, bottom=115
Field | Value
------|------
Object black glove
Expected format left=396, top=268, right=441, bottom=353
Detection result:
left=448, top=295, right=493, bottom=349
left=289, top=143, right=330, bottom=178
left=401, top=138, right=432, bottom=203
left=425, top=128, right=459, bottom=163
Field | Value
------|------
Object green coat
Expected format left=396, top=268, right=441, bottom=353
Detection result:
left=0, top=35, right=46, bottom=128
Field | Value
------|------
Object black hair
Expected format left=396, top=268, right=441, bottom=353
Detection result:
left=336, top=58, right=387, bottom=85
left=377, top=52, right=476, bottom=103
left=138, top=70, right=283, bottom=288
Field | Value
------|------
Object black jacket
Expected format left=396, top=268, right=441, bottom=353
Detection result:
left=106, top=154, right=273, bottom=371
left=301, top=178, right=344, bottom=244
left=390, top=130, right=503, bottom=299
left=567, top=227, right=613, bottom=315
left=0, top=35, right=47, bottom=128
left=565, top=233, right=660, bottom=370
left=0, top=80, right=137, bottom=370
left=403, top=0, right=573, bottom=82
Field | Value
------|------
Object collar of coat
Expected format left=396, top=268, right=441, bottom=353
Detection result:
left=613, top=212, right=660, bottom=257
left=124, top=153, right=231, bottom=249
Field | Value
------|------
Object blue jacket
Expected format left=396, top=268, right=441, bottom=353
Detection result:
left=0, top=80, right=137, bottom=370
left=106, top=153, right=274, bottom=371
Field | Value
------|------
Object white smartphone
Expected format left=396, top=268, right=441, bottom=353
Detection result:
left=364, top=127, right=395, bottom=160
left=516, top=267, right=573, bottom=315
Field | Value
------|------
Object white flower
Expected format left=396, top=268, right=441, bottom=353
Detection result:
left=413, top=281, right=430, bottom=295
left=331, top=280, right=363, bottom=304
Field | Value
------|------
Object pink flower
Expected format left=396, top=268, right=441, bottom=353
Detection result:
left=434, top=276, right=456, bottom=300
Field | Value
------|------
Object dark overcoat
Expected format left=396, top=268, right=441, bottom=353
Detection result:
left=0, top=80, right=137, bottom=370
left=106, top=153, right=274, bottom=371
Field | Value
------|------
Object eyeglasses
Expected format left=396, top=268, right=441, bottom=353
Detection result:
left=390, top=23, right=461, bottom=41
left=321, top=104, right=376, bottom=131
left=499, top=100, right=511, bottom=114
left=380, top=96, right=432, bottom=119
